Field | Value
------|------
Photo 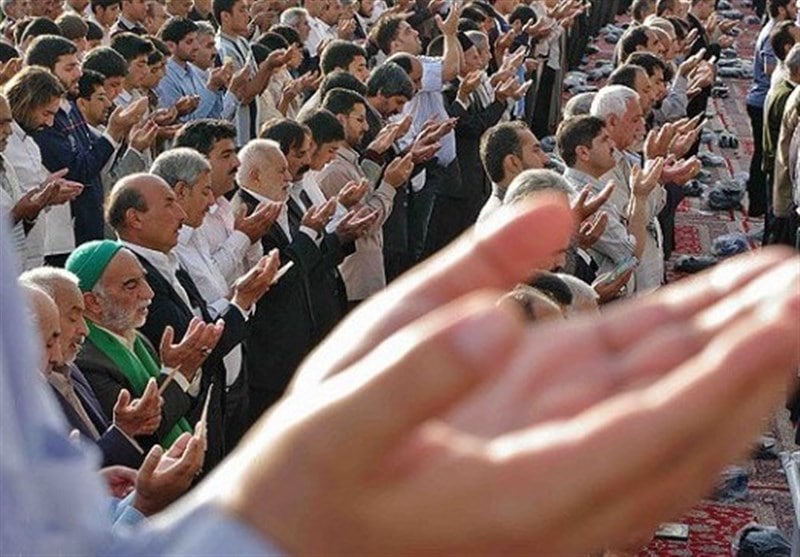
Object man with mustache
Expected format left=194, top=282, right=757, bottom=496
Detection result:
left=151, top=148, right=280, bottom=444
left=66, top=240, right=221, bottom=457
left=20, top=266, right=160, bottom=468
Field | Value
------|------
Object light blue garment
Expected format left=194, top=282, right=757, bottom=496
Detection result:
left=216, top=32, right=257, bottom=146
left=746, top=19, right=777, bottom=108
left=156, top=58, right=224, bottom=121
left=0, top=221, right=281, bottom=556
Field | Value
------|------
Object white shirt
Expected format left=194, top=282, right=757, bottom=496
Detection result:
left=4, top=121, right=66, bottom=265
left=306, top=15, right=335, bottom=57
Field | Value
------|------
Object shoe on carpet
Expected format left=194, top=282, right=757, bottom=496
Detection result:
left=683, top=180, right=705, bottom=197
left=711, top=232, right=749, bottom=256
left=699, top=151, right=726, bottom=167
left=696, top=169, right=714, bottom=183
left=674, top=255, right=718, bottom=273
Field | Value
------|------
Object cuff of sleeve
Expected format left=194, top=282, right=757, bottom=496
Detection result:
left=110, top=425, right=145, bottom=454
left=299, top=226, right=322, bottom=245
left=102, top=132, right=119, bottom=150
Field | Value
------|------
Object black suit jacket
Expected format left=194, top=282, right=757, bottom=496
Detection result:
left=287, top=194, right=351, bottom=339
left=51, top=363, right=144, bottom=468
left=134, top=254, right=248, bottom=467
left=76, top=334, right=193, bottom=454
left=442, top=82, right=506, bottom=206
left=232, top=190, right=322, bottom=397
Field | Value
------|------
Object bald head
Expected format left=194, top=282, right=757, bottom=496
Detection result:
left=106, top=173, right=188, bottom=253
left=20, top=282, right=62, bottom=374
left=237, top=139, right=292, bottom=202
left=21, top=268, right=88, bottom=365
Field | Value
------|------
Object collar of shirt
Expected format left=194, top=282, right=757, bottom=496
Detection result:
left=336, top=144, right=360, bottom=165
left=11, top=120, right=31, bottom=141
left=119, top=240, right=182, bottom=287
left=118, top=15, right=141, bottom=29
left=563, top=166, right=604, bottom=189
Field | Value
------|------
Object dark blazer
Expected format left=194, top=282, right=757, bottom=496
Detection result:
left=51, top=363, right=143, bottom=468
left=685, top=13, right=719, bottom=120
left=110, top=18, right=147, bottom=36
left=76, top=334, right=193, bottom=453
left=286, top=194, right=351, bottom=340
left=232, top=189, right=321, bottom=402
left=134, top=253, right=248, bottom=467
left=442, top=83, right=506, bottom=206
left=32, top=102, right=115, bottom=245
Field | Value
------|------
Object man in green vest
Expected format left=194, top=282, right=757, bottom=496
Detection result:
left=67, top=239, right=223, bottom=453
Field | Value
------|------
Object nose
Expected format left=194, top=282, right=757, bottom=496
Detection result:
left=76, top=316, right=88, bottom=337
left=49, top=342, right=63, bottom=368
left=141, top=280, right=155, bottom=301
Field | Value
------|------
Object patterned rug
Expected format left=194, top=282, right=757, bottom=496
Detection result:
left=574, top=2, right=798, bottom=554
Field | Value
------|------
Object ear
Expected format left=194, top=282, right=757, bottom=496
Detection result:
left=173, top=181, right=190, bottom=200
left=335, top=113, right=348, bottom=128
left=575, top=144, right=591, bottom=163
left=82, top=291, right=102, bottom=317
left=503, top=152, right=521, bottom=177
left=606, top=113, right=620, bottom=130
left=124, top=206, right=143, bottom=230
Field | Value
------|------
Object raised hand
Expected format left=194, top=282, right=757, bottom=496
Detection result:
left=457, top=70, right=483, bottom=103
left=11, top=182, right=59, bottom=223
left=434, top=3, right=460, bottom=36
left=337, top=179, right=370, bottom=208
left=383, top=152, right=415, bottom=188
left=106, top=97, right=148, bottom=142
left=301, top=198, right=337, bottom=233
left=367, top=121, right=404, bottom=155
left=174, top=95, right=201, bottom=115
left=132, top=426, right=206, bottom=516
left=632, top=157, right=665, bottom=198
left=234, top=201, right=282, bottom=242
left=335, top=206, right=380, bottom=243
left=571, top=181, right=614, bottom=222
left=662, top=156, right=701, bottom=185
left=129, top=119, right=160, bottom=152
left=231, top=250, right=281, bottom=309
left=576, top=210, right=608, bottom=250
left=112, top=378, right=163, bottom=437
left=99, top=466, right=138, bottom=499
left=159, top=318, right=225, bottom=382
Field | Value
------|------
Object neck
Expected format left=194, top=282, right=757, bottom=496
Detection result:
left=220, top=26, right=241, bottom=38
left=171, top=54, right=187, bottom=67
left=572, top=161, right=604, bottom=179
left=496, top=171, right=517, bottom=192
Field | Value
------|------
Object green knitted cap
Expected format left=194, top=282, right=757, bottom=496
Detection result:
left=65, top=240, right=123, bottom=292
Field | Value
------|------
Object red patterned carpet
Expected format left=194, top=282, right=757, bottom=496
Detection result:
left=573, top=2, right=797, bottom=554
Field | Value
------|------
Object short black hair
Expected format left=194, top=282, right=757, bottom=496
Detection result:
left=269, top=24, right=302, bottom=47
left=91, top=0, right=121, bottom=13
left=458, top=18, right=481, bottom=32
left=20, top=18, right=62, bottom=45
left=111, top=32, right=154, bottom=62
left=160, top=16, right=199, bottom=44
left=625, top=51, right=668, bottom=77
left=251, top=43, right=271, bottom=65
left=25, top=35, right=77, bottom=70
left=619, top=26, right=650, bottom=62
left=83, top=46, right=129, bottom=78
left=768, top=0, right=794, bottom=18
left=556, top=115, right=606, bottom=167
left=320, top=40, right=367, bottom=75
left=479, top=121, right=529, bottom=183
left=301, top=109, right=346, bottom=145
left=385, top=52, right=414, bottom=75
left=86, top=21, right=105, bottom=42
left=174, top=119, right=237, bottom=154
left=608, top=63, right=647, bottom=90
left=771, top=21, right=799, bottom=61
left=260, top=118, right=311, bottom=153
left=322, top=87, right=368, bottom=116
left=0, top=41, right=19, bottom=63
left=508, top=4, right=536, bottom=26
left=256, top=31, right=288, bottom=51
left=366, top=62, right=413, bottom=99
left=77, top=69, right=106, bottom=100
left=461, top=4, right=488, bottom=24
left=56, top=13, right=89, bottom=40
left=656, top=0, right=677, bottom=15
left=213, top=0, right=240, bottom=27
left=319, top=69, right=368, bottom=97
left=370, top=15, right=403, bottom=54
left=631, top=0, right=654, bottom=22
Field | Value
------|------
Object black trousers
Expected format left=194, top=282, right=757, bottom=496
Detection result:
left=746, top=103, right=767, bottom=216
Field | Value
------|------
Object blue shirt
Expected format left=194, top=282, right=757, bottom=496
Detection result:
left=157, top=58, right=225, bottom=121
left=747, top=19, right=777, bottom=108
left=0, top=222, right=280, bottom=556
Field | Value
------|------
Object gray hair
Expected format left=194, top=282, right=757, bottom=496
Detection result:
left=563, top=92, right=596, bottom=118
left=590, top=85, right=640, bottom=120
left=150, top=148, right=211, bottom=189
left=195, top=20, right=215, bottom=37
left=786, top=44, right=800, bottom=77
left=504, top=169, right=575, bottom=205
left=465, top=30, right=489, bottom=50
left=280, top=7, right=308, bottom=27
left=19, top=267, right=80, bottom=299
left=237, top=139, right=282, bottom=184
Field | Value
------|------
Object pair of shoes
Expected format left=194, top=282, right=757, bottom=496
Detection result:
left=712, top=86, right=730, bottom=98
left=699, top=151, right=726, bottom=167
left=718, top=131, right=739, bottom=148
left=707, top=186, right=744, bottom=210
left=696, top=169, right=714, bottom=183
left=711, top=232, right=749, bottom=256
left=683, top=180, right=705, bottom=197
left=674, top=254, right=718, bottom=273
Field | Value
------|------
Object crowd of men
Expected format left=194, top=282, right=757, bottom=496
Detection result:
left=0, top=0, right=799, bottom=552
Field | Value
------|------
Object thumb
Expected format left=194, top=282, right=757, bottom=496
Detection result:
left=115, top=388, right=132, bottom=411
left=159, top=325, right=174, bottom=357
left=139, top=444, right=164, bottom=480
left=311, top=298, right=523, bottom=469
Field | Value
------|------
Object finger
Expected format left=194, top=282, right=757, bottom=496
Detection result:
left=138, top=444, right=164, bottom=482
left=286, top=298, right=524, bottom=474
left=293, top=196, right=575, bottom=390
left=159, top=326, right=175, bottom=358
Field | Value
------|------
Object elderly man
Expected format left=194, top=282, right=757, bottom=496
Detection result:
left=232, top=139, right=328, bottom=418
left=20, top=267, right=162, bottom=468
left=151, top=148, right=279, bottom=444
left=589, top=85, right=666, bottom=294
left=65, top=240, right=221, bottom=460
left=104, top=172, right=275, bottom=459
